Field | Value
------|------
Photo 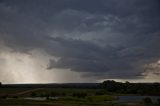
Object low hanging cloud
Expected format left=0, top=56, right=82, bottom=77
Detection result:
left=0, top=0, right=160, bottom=83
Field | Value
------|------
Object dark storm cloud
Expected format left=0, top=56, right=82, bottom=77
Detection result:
left=46, top=37, right=147, bottom=79
left=0, top=0, right=160, bottom=80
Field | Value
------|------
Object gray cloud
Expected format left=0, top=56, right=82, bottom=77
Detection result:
left=0, top=0, right=160, bottom=82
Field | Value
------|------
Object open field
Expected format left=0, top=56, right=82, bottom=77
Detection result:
left=0, top=98, right=157, bottom=106
left=0, top=82, right=160, bottom=106
left=0, top=87, right=159, bottom=106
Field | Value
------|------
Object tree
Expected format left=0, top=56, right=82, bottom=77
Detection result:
left=102, top=80, right=124, bottom=92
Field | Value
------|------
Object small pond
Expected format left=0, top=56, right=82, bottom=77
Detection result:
left=24, top=97, right=59, bottom=101
left=23, top=96, right=160, bottom=104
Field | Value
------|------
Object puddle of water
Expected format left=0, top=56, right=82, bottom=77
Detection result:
left=24, top=97, right=59, bottom=101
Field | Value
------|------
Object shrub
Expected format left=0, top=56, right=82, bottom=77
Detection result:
left=12, top=96, right=18, bottom=98
left=72, top=92, right=87, bottom=98
left=50, top=92, right=59, bottom=96
left=87, top=95, right=115, bottom=102
left=95, top=91, right=105, bottom=95
left=143, top=97, right=152, bottom=104
left=157, top=98, right=160, bottom=105
left=0, top=95, right=8, bottom=99
left=31, top=92, right=37, bottom=97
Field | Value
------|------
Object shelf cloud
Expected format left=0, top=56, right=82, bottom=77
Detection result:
left=0, top=0, right=160, bottom=83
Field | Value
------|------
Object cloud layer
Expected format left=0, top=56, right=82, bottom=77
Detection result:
left=0, top=0, right=160, bottom=83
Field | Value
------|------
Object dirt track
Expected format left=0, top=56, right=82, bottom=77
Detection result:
left=10, top=88, right=44, bottom=96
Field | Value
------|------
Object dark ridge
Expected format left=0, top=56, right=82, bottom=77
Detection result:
left=0, top=83, right=100, bottom=89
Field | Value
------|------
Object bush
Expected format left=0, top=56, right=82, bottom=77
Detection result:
left=31, top=92, right=37, bottom=97
left=72, top=92, right=87, bottom=98
left=87, top=95, right=115, bottom=102
left=143, top=97, right=152, bottom=104
left=12, top=96, right=18, bottom=98
left=157, top=98, right=160, bottom=105
left=95, top=90, right=105, bottom=95
left=50, top=92, right=59, bottom=96
left=0, top=95, right=8, bottom=99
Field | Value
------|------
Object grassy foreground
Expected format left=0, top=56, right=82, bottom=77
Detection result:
left=0, top=99, right=151, bottom=106
left=0, top=88, right=159, bottom=106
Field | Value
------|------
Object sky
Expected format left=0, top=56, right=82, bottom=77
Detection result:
left=0, top=0, right=160, bottom=84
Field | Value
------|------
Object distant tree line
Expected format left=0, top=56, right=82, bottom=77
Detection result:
left=1, top=80, right=160, bottom=95
left=101, top=80, right=160, bottom=95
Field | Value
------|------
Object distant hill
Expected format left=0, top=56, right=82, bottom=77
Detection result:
left=1, top=83, right=100, bottom=89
